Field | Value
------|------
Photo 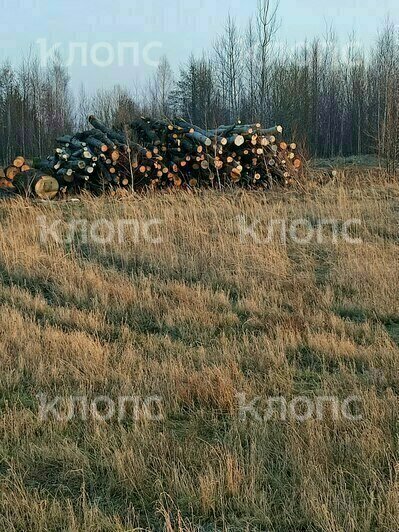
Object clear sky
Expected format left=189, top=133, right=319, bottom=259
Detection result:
left=0, top=0, right=398, bottom=92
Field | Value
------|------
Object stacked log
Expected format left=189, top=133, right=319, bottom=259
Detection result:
left=125, top=118, right=302, bottom=190
left=1, top=117, right=302, bottom=198
left=13, top=170, right=59, bottom=200
left=0, top=167, right=14, bottom=193
left=0, top=156, right=59, bottom=199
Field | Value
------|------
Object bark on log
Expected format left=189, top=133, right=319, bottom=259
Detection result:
left=186, top=131, right=212, bottom=147
left=85, top=137, right=108, bottom=153
left=88, top=115, right=127, bottom=144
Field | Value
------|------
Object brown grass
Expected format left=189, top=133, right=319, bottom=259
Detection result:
left=0, top=173, right=398, bottom=531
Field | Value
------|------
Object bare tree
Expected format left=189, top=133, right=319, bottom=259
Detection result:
left=214, top=15, right=242, bottom=121
left=256, top=0, right=280, bottom=124
left=76, top=84, right=91, bottom=131
left=156, top=55, right=173, bottom=116
left=244, top=17, right=257, bottom=121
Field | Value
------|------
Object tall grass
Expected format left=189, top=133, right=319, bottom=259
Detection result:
left=0, top=174, right=398, bottom=531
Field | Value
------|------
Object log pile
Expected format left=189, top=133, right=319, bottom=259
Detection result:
left=0, top=116, right=302, bottom=198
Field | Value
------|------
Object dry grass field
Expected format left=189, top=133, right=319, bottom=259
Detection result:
left=0, top=172, right=398, bottom=531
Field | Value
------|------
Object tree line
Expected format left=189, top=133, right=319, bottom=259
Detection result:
left=1, top=1, right=398, bottom=168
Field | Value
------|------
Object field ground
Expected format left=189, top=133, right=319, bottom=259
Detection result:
left=0, top=172, right=398, bottom=531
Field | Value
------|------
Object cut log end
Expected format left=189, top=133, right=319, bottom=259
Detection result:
left=6, top=165, right=20, bottom=181
left=14, top=170, right=59, bottom=199
left=35, top=176, right=59, bottom=200
left=234, top=135, right=245, bottom=147
left=13, top=156, right=25, bottom=168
